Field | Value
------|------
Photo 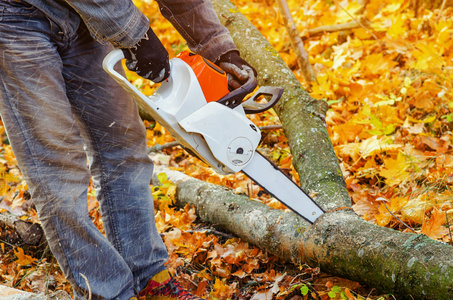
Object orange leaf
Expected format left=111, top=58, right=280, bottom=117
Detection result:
left=195, top=280, right=208, bottom=297
left=211, top=278, right=236, bottom=299
left=421, top=207, right=446, bottom=239
left=14, top=247, right=37, bottom=267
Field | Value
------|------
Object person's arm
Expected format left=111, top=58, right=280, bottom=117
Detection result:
left=62, top=0, right=171, bottom=82
left=155, top=0, right=237, bottom=63
left=155, top=0, right=256, bottom=87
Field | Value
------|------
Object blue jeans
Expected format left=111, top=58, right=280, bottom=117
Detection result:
left=0, top=1, right=168, bottom=299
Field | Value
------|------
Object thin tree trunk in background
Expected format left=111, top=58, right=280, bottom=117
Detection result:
left=308, top=17, right=368, bottom=37
left=275, top=0, right=317, bottom=82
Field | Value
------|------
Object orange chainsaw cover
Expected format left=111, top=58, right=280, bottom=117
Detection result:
left=176, top=51, right=229, bottom=103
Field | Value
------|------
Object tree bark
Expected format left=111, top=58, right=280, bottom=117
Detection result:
left=0, top=285, right=71, bottom=300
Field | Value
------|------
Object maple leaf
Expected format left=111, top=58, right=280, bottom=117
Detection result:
left=375, top=196, right=409, bottom=227
left=411, top=42, right=446, bottom=73
left=211, top=278, right=237, bottom=299
left=387, top=13, right=408, bottom=39
left=362, top=53, right=398, bottom=76
left=421, top=207, right=447, bottom=239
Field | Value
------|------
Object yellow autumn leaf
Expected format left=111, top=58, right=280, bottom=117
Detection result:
left=379, top=152, right=411, bottom=186
left=334, top=2, right=363, bottom=23
left=310, top=73, right=334, bottom=98
left=435, top=25, right=451, bottom=55
left=375, top=196, right=409, bottom=227
left=363, top=53, right=398, bottom=76
left=408, top=115, right=437, bottom=124
left=359, top=136, right=402, bottom=158
left=411, top=42, right=446, bottom=73
left=387, top=13, right=407, bottom=39
left=381, top=2, right=403, bottom=14
left=401, top=194, right=436, bottom=225
left=211, top=278, right=235, bottom=299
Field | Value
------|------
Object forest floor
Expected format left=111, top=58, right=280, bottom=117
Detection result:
left=1, top=0, right=453, bottom=299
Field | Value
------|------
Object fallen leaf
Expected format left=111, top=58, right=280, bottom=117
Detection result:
left=421, top=207, right=446, bottom=238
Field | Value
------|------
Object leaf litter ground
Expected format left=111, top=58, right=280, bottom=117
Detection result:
left=1, top=0, right=453, bottom=299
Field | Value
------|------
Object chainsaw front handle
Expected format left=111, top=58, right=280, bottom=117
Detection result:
left=216, top=66, right=283, bottom=114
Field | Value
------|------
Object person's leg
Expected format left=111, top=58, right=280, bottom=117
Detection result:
left=0, top=2, right=138, bottom=299
left=60, top=22, right=168, bottom=292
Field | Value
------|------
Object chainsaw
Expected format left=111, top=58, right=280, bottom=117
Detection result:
left=102, top=50, right=324, bottom=224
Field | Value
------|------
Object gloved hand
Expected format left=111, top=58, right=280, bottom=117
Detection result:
left=121, top=27, right=170, bottom=83
left=216, top=50, right=257, bottom=90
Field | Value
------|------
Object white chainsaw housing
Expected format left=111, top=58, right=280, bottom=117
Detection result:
left=102, top=49, right=260, bottom=174
left=179, top=102, right=261, bottom=173
left=103, top=49, right=326, bottom=223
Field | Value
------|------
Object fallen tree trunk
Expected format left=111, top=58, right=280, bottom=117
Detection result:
left=0, top=285, right=71, bottom=300
left=153, top=166, right=453, bottom=300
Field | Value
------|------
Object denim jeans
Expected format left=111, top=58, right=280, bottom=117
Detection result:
left=0, top=1, right=168, bottom=299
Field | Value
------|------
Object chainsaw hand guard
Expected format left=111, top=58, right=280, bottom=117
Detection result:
left=242, top=86, right=284, bottom=114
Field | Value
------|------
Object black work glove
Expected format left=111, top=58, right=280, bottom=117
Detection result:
left=121, top=27, right=170, bottom=83
left=216, top=50, right=257, bottom=90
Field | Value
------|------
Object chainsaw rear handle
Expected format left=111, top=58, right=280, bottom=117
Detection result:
left=216, top=67, right=258, bottom=109
left=102, top=49, right=165, bottom=87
